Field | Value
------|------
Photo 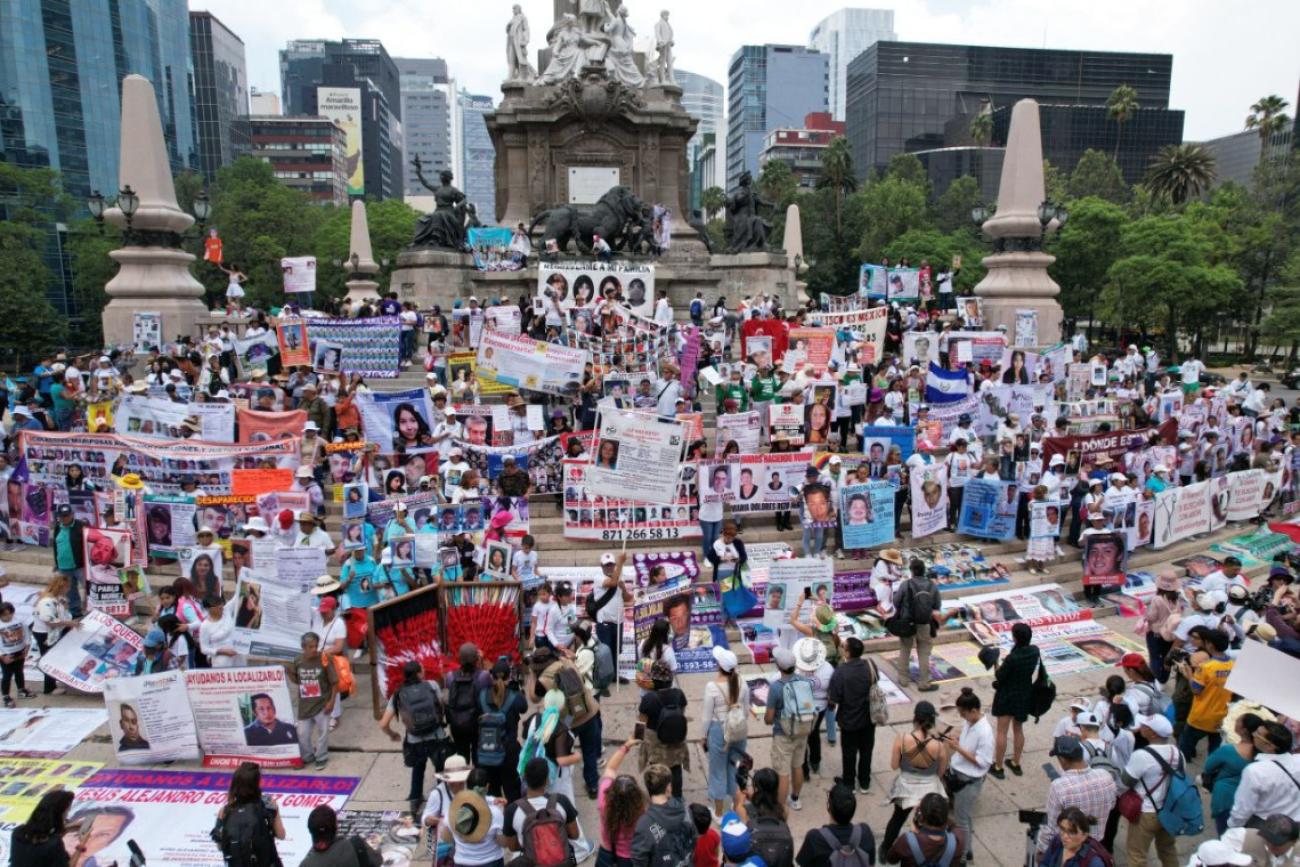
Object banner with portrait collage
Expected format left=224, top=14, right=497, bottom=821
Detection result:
left=475, top=328, right=586, bottom=395
left=233, top=331, right=279, bottom=374
left=633, top=583, right=728, bottom=674
left=38, top=610, right=143, bottom=692
left=909, top=462, right=949, bottom=538
left=112, top=396, right=233, bottom=442
left=839, top=482, right=896, bottom=550
left=355, top=388, right=439, bottom=455
left=562, top=459, right=699, bottom=542
left=588, top=411, right=686, bottom=504
left=305, top=316, right=402, bottom=378
left=956, top=479, right=1018, bottom=540
left=700, top=452, right=810, bottom=514
left=537, top=261, right=655, bottom=319
left=761, top=558, right=835, bottom=628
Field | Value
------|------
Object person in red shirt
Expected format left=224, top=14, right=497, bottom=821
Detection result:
left=692, top=803, right=720, bottom=867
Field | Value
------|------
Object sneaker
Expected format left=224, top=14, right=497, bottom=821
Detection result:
left=918, top=683, right=938, bottom=692
left=788, top=795, right=802, bottom=811
left=587, top=786, right=599, bottom=799
left=352, top=648, right=363, bottom=660
left=302, top=754, right=316, bottom=765
left=989, top=765, right=1005, bottom=780
left=17, top=690, right=35, bottom=699
left=835, top=550, right=846, bottom=560
left=315, top=759, right=329, bottom=770
left=2, top=698, right=12, bottom=709
left=857, top=784, right=871, bottom=795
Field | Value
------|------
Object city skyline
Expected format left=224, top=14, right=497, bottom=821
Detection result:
left=193, top=0, right=1297, bottom=142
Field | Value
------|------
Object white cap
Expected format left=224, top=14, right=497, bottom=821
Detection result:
left=1069, top=699, right=1090, bottom=711
left=394, top=501, right=408, bottom=512
left=295, top=465, right=314, bottom=478
left=426, top=372, right=437, bottom=380
left=600, top=553, right=617, bottom=566
left=712, top=646, right=738, bottom=673
left=1139, top=714, right=1174, bottom=738
left=245, top=516, right=269, bottom=533
left=1075, top=711, right=1101, bottom=728
left=197, top=525, right=215, bottom=536
left=168, top=369, right=183, bottom=379
left=215, top=389, right=230, bottom=399
left=1109, top=472, right=1127, bottom=482
left=303, top=421, right=320, bottom=432
left=1049, top=454, right=1065, bottom=466
left=98, top=355, right=110, bottom=363
left=1194, top=841, right=1252, bottom=867
left=12, top=406, right=30, bottom=417
left=1154, top=465, right=1170, bottom=475
left=828, top=455, right=841, bottom=465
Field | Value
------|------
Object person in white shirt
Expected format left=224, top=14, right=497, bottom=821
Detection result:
left=1198, top=557, right=1247, bottom=597
left=200, top=594, right=245, bottom=668
left=653, top=293, right=673, bottom=328
left=945, top=439, right=974, bottom=528
left=590, top=551, right=631, bottom=672
left=1218, top=816, right=1300, bottom=867
left=1180, top=357, right=1206, bottom=390
left=1243, top=384, right=1270, bottom=418
left=440, top=447, right=472, bottom=499
left=1121, top=715, right=1183, bottom=867
left=1229, top=722, right=1300, bottom=828
left=529, top=583, right=559, bottom=651
left=1226, top=372, right=1253, bottom=402
left=543, top=582, right=579, bottom=652
left=1053, top=701, right=1090, bottom=739
left=293, top=512, right=336, bottom=555
left=943, top=686, right=995, bottom=851
left=510, top=535, right=541, bottom=588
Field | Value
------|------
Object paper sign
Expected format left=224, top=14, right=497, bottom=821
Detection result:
left=231, top=468, right=295, bottom=496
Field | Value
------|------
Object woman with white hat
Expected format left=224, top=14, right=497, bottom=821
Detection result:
left=701, top=645, right=749, bottom=818
left=436, top=768, right=506, bottom=867
left=794, top=636, right=836, bottom=781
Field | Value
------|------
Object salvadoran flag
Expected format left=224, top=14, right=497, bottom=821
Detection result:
left=925, top=362, right=970, bottom=404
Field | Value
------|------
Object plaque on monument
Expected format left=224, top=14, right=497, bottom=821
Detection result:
left=568, top=167, right=622, bottom=204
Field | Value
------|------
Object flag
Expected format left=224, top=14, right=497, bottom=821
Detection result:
left=925, top=362, right=970, bottom=405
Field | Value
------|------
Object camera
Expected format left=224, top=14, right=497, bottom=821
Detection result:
left=731, top=751, right=754, bottom=791
left=1166, top=649, right=1190, bottom=666
left=1247, top=585, right=1276, bottom=613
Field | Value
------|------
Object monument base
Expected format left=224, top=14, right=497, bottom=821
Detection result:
left=389, top=249, right=478, bottom=308
left=103, top=296, right=209, bottom=348
left=345, top=278, right=382, bottom=306
left=101, top=245, right=208, bottom=347
left=706, top=252, right=797, bottom=310
left=974, top=251, right=1064, bottom=348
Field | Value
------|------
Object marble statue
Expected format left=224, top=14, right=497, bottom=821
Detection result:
left=409, top=156, right=469, bottom=251
left=506, top=5, right=536, bottom=82
left=724, top=171, right=773, bottom=253
left=653, top=10, right=675, bottom=85
left=601, top=3, right=644, bottom=88
left=536, top=14, right=587, bottom=84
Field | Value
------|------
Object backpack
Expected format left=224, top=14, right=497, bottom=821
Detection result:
left=904, top=830, right=957, bottom=867
left=397, top=682, right=444, bottom=737
left=779, top=676, right=817, bottom=738
left=323, top=652, right=354, bottom=699
left=215, top=799, right=281, bottom=867
left=520, top=794, right=576, bottom=867
left=1029, top=663, right=1056, bottom=722
left=821, top=825, right=872, bottom=867
left=477, top=689, right=512, bottom=768
left=591, top=640, right=615, bottom=691
left=554, top=663, right=591, bottom=721
left=656, top=689, right=688, bottom=746
left=867, top=659, right=889, bottom=727
left=690, top=298, right=703, bottom=319
left=646, top=809, right=697, bottom=867
left=910, top=578, right=937, bottom=627
left=750, top=815, right=794, bottom=867
left=1083, top=741, right=1123, bottom=787
left=447, top=671, right=480, bottom=739
left=1133, top=682, right=1173, bottom=716
left=722, top=684, right=749, bottom=746
left=1139, top=746, right=1204, bottom=837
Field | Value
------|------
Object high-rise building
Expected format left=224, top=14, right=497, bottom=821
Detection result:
left=691, top=133, right=719, bottom=218
left=845, top=41, right=1183, bottom=185
left=458, top=90, right=497, bottom=224
left=0, top=0, right=197, bottom=314
left=233, top=115, right=348, bottom=205
left=808, top=8, right=896, bottom=122
left=726, top=45, right=828, bottom=189
left=189, top=11, right=248, bottom=181
left=759, top=112, right=847, bottom=189
left=676, top=70, right=725, bottom=208
left=250, top=87, right=281, bottom=116
left=1200, top=128, right=1293, bottom=189
left=280, top=39, right=403, bottom=200
left=394, top=58, right=455, bottom=199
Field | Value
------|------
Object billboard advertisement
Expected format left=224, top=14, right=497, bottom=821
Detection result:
left=317, top=86, right=364, bottom=195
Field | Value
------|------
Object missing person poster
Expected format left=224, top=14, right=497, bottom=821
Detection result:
left=277, top=317, right=311, bottom=367
left=281, top=256, right=317, bottom=294
left=769, top=404, right=805, bottom=446
left=0, top=758, right=102, bottom=821
left=103, top=670, right=200, bottom=765
left=185, top=666, right=301, bottom=768
left=956, top=479, right=1018, bottom=540
left=356, top=388, right=439, bottom=455
left=1081, top=531, right=1128, bottom=586
left=537, top=261, right=656, bottom=319
left=839, top=482, right=896, bottom=550
left=910, top=463, right=949, bottom=539
left=38, top=610, right=143, bottom=692
left=762, top=557, right=834, bottom=628
left=233, top=563, right=317, bottom=661
left=633, top=584, right=728, bottom=674
left=588, top=411, right=686, bottom=504
left=1027, top=500, right=1064, bottom=560
left=562, top=459, right=700, bottom=542
left=0, top=709, right=107, bottom=759
left=475, top=328, right=586, bottom=395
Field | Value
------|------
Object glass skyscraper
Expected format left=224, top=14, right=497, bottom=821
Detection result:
left=676, top=69, right=724, bottom=211
left=457, top=90, right=496, bottom=224
left=726, top=45, right=828, bottom=189
left=189, top=11, right=248, bottom=181
left=808, top=8, right=896, bottom=122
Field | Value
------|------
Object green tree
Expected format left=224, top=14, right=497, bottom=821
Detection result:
left=934, top=176, right=982, bottom=233
left=1107, top=84, right=1139, bottom=162
left=969, top=111, right=993, bottom=198
left=0, top=164, right=73, bottom=365
left=66, top=218, right=122, bottom=348
left=700, top=186, right=726, bottom=221
left=1144, top=144, right=1216, bottom=205
left=882, top=227, right=988, bottom=294
left=311, top=199, right=419, bottom=300
left=1047, top=196, right=1128, bottom=330
left=756, top=160, right=798, bottom=245
left=1245, top=94, right=1291, bottom=159
left=1067, top=149, right=1129, bottom=203
left=814, top=137, right=857, bottom=233
left=885, top=153, right=929, bottom=192
left=1260, top=250, right=1300, bottom=361
left=855, top=175, right=931, bottom=262
left=1043, top=159, right=1068, bottom=205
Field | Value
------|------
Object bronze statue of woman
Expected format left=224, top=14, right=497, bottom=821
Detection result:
left=409, top=155, right=468, bottom=250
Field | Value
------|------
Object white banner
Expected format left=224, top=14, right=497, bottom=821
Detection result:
left=588, top=411, right=686, bottom=504
left=763, top=558, right=834, bottom=627
left=537, top=261, right=655, bottom=319
left=234, top=561, right=318, bottom=660
left=562, top=459, right=700, bottom=542
left=715, top=411, right=762, bottom=455
left=185, top=666, right=302, bottom=768
left=0, top=708, right=107, bottom=758
left=1226, top=469, right=1283, bottom=522
left=1151, top=482, right=1211, bottom=549
left=909, top=462, right=949, bottom=539
left=476, top=328, right=587, bottom=395
left=355, top=387, right=440, bottom=455
left=112, top=396, right=233, bottom=442
left=187, top=402, right=236, bottom=443
left=103, top=669, right=200, bottom=764
left=38, top=610, right=143, bottom=692
left=281, top=255, right=317, bottom=294
left=902, top=331, right=938, bottom=368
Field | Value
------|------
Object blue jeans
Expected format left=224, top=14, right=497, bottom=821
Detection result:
left=802, top=526, right=825, bottom=557
left=825, top=706, right=838, bottom=743
left=700, top=520, right=722, bottom=564
left=706, top=720, right=747, bottom=802
left=60, top=568, right=84, bottom=619
left=571, top=712, right=603, bottom=793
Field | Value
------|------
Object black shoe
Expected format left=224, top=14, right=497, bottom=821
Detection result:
left=587, top=786, right=599, bottom=799
left=989, top=765, right=1005, bottom=780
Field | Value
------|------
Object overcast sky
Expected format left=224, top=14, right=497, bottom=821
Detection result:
left=199, top=0, right=1298, bottom=141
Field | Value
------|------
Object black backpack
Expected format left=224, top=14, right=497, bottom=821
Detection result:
left=646, top=808, right=697, bottom=867
left=214, top=799, right=281, bottom=867
left=398, top=682, right=444, bottom=737
left=750, top=814, right=794, bottom=867
left=655, top=689, right=688, bottom=746
left=447, top=671, right=479, bottom=739
left=910, top=578, right=936, bottom=627
left=822, top=825, right=872, bottom=867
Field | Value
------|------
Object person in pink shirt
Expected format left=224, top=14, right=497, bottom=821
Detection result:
left=597, top=735, right=644, bottom=866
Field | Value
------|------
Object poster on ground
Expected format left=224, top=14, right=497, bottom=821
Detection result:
left=910, top=463, right=949, bottom=538
left=0, top=759, right=101, bottom=822
left=588, top=411, right=685, bottom=504
left=38, top=610, right=143, bottom=692
left=475, top=328, right=586, bottom=395
left=103, top=670, right=200, bottom=765
left=185, top=666, right=301, bottom=768
left=0, top=709, right=107, bottom=758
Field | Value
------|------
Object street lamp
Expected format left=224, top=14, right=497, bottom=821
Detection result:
left=117, top=185, right=139, bottom=224
left=192, top=191, right=211, bottom=223
left=87, top=190, right=105, bottom=222
left=1038, top=200, right=1069, bottom=230
left=970, top=204, right=990, bottom=226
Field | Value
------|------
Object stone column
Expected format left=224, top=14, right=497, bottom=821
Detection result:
left=101, top=74, right=207, bottom=348
left=343, top=200, right=382, bottom=306
left=973, top=98, right=1063, bottom=346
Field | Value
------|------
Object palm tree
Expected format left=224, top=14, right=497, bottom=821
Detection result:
left=815, top=137, right=857, bottom=232
left=1107, top=84, right=1139, bottom=162
left=969, top=110, right=993, bottom=198
left=1144, top=144, right=1216, bottom=205
left=1245, top=94, right=1291, bottom=159
left=700, top=186, right=726, bottom=221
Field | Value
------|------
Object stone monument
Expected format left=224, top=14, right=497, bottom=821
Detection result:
left=343, top=200, right=381, bottom=306
left=101, top=75, right=207, bottom=347
left=972, top=98, right=1064, bottom=344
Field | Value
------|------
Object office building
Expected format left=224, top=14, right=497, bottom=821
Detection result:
left=726, top=45, right=828, bottom=188
left=911, top=147, right=1004, bottom=201
left=808, top=8, right=896, bottom=121
left=458, top=91, right=497, bottom=224
left=691, top=133, right=719, bottom=216
left=759, top=112, right=846, bottom=188
left=677, top=69, right=725, bottom=209
left=250, top=88, right=281, bottom=116
left=0, top=0, right=196, bottom=314
left=280, top=39, right=403, bottom=199
left=394, top=58, right=456, bottom=198
left=845, top=41, right=1183, bottom=184
left=1200, top=127, right=1293, bottom=189
left=234, top=115, right=348, bottom=205
left=189, top=11, right=248, bottom=180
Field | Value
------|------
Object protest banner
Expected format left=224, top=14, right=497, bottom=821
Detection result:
left=1015, top=309, right=1039, bottom=347
left=187, top=402, right=236, bottom=442
left=741, top=318, right=789, bottom=363
left=633, top=583, right=727, bottom=673
left=902, top=331, right=938, bottom=367
left=0, top=709, right=107, bottom=758
left=957, top=479, right=1018, bottom=540
left=132, top=311, right=161, bottom=352
left=277, top=317, right=311, bottom=366
left=1082, top=531, right=1128, bottom=585
left=237, top=407, right=306, bottom=444
left=707, top=452, right=808, bottom=514
left=87, top=566, right=148, bottom=618
left=232, top=330, right=278, bottom=374
left=860, top=425, right=916, bottom=463
left=786, top=328, right=836, bottom=376
left=886, top=266, right=920, bottom=302
left=185, top=666, right=302, bottom=768
left=102, top=670, right=199, bottom=764
left=537, top=261, right=656, bottom=319
left=1226, top=640, right=1300, bottom=722
left=1226, top=469, right=1283, bottom=522
left=630, top=551, right=702, bottom=590
left=469, top=226, right=524, bottom=271
left=305, top=316, right=402, bottom=378
left=839, top=482, right=896, bottom=550
left=39, top=610, right=143, bottom=692
left=763, top=558, right=834, bottom=627
left=231, top=467, right=293, bottom=496
left=841, top=307, right=889, bottom=367
left=281, top=255, right=317, bottom=294
left=562, top=459, right=699, bottom=542
left=112, top=395, right=191, bottom=439
left=714, top=411, right=761, bottom=455
left=0, top=759, right=101, bottom=821
left=859, top=262, right=888, bottom=299
left=355, top=388, right=439, bottom=455
left=910, top=463, right=949, bottom=539
left=141, top=495, right=195, bottom=557
left=178, top=544, right=224, bottom=600
left=1151, top=482, right=1210, bottom=549
left=85, top=399, right=114, bottom=433
left=769, top=404, right=805, bottom=446
left=63, top=768, right=358, bottom=867
left=1041, top=418, right=1178, bottom=467
left=588, top=411, right=685, bottom=504
left=234, top=553, right=319, bottom=660
left=947, top=330, right=1005, bottom=365
left=1027, top=500, right=1064, bottom=560
left=476, top=328, right=586, bottom=395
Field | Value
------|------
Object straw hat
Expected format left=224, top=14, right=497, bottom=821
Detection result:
left=118, top=473, right=145, bottom=490
left=880, top=548, right=903, bottom=566
left=793, top=636, right=827, bottom=673
left=450, top=789, right=492, bottom=843
left=311, top=574, right=341, bottom=595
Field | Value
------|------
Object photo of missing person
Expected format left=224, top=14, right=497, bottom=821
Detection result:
left=313, top=340, right=343, bottom=373
left=389, top=536, right=416, bottom=570
left=242, top=692, right=299, bottom=746
left=1083, top=532, right=1126, bottom=584
left=236, top=581, right=262, bottom=629
left=342, top=483, right=368, bottom=519
left=484, top=540, right=511, bottom=577
left=595, top=439, right=620, bottom=470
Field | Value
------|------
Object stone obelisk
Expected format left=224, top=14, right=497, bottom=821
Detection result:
left=972, top=98, right=1063, bottom=345
left=101, top=74, right=207, bottom=347
left=343, top=200, right=381, bottom=306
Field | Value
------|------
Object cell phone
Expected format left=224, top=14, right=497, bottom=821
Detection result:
left=804, top=586, right=812, bottom=599
left=634, top=723, right=645, bottom=740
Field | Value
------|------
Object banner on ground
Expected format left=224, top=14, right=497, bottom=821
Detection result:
left=631, top=551, right=702, bottom=590
left=355, top=388, right=439, bottom=455
left=588, top=411, right=685, bottom=504
left=0, top=709, right=107, bottom=759
left=0, top=758, right=102, bottom=822
left=700, top=452, right=809, bottom=513
left=633, top=583, right=728, bottom=673
left=38, top=610, right=143, bottom=692
left=476, top=328, right=586, bottom=395
left=839, top=482, right=896, bottom=550
left=281, top=256, right=317, bottom=294
left=910, top=463, right=949, bottom=539
left=305, top=316, right=402, bottom=379
left=186, top=666, right=302, bottom=768
left=957, top=479, right=1018, bottom=540
left=103, top=669, right=200, bottom=765
left=537, top=261, right=655, bottom=320
left=562, top=459, right=699, bottom=542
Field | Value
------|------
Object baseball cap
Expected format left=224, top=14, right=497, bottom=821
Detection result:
left=1118, top=652, right=1147, bottom=670
left=55, top=504, right=73, bottom=517
left=772, top=647, right=796, bottom=672
left=720, top=811, right=751, bottom=860
left=1138, top=714, right=1174, bottom=738
left=1049, top=736, right=1084, bottom=760
left=1069, top=699, right=1090, bottom=712
left=1193, top=841, right=1252, bottom=867
left=142, top=628, right=166, bottom=649
left=600, top=553, right=617, bottom=566
left=1075, top=711, right=1101, bottom=728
